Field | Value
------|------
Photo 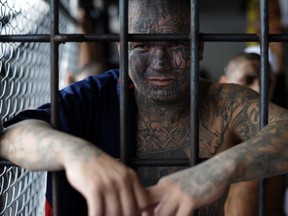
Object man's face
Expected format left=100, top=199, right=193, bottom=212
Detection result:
left=227, top=60, right=261, bottom=93
left=128, top=1, right=192, bottom=101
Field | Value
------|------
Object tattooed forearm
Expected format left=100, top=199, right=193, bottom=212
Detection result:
left=226, top=120, right=288, bottom=182
left=163, top=119, right=288, bottom=215
left=0, top=119, right=102, bottom=171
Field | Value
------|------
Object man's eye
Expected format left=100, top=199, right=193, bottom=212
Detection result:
left=133, top=43, right=149, bottom=49
left=171, top=42, right=186, bottom=47
left=244, top=75, right=256, bottom=85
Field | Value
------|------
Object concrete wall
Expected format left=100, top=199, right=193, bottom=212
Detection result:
left=199, top=0, right=247, bottom=82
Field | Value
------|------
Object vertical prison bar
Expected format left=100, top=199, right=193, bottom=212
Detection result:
left=259, top=0, right=269, bottom=215
left=50, top=0, right=61, bottom=216
left=190, top=0, right=200, bottom=167
left=190, top=2, right=200, bottom=216
left=119, top=0, right=129, bottom=164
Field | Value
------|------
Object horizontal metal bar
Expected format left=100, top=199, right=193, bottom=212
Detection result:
left=129, top=158, right=207, bottom=167
left=269, top=34, right=288, bottom=42
left=202, top=33, right=288, bottom=42
left=0, top=34, right=119, bottom=42
left=1, top=33, right=288, bottom=43
left=130, top=158, right=190, bottom=166
left=0, top=35, right=50, bottom=42
left=55, top=34, right=119, bottom=42
left=0, top=158, right=208, bottom=168
left=129, top=34, right=191, bottom=41
left=202, top=33, right=259, bottom=42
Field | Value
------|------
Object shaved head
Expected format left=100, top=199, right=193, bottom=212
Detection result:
left=128, top=0, right=190, bottom=34
left=225, top=53, right=262, bottom=78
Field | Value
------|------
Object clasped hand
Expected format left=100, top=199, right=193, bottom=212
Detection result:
left=64, top=152, right=229, bottom=216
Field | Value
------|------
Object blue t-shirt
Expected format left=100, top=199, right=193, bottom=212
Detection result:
left=4, top=69, right=137, bottom=215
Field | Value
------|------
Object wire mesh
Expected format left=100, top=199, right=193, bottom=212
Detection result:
left=0, top=167, right=46, bottom=216
left=0, top=0, right=79, bottom=215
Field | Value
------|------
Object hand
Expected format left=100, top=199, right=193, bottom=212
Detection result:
left=64, top=146, right=150, bottom=216
left=145, top=161, right=231, bottom=216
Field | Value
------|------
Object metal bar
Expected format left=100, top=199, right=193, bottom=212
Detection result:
left=131, top=158, right=190, bottom=167
left=55, top=34, right=119, bottom=42
left=0, top=35, right=50, bottom=42
left=119, top=0, right=129, bottom=164
left=44, top=0, right=78, bottom=25
left=58, top=0, right=78, bottom=25
left=50, top=0, right=61, bottom=216
left=0, top=157, right=208, bottom=167
left=190, top=0, right=200, bottom=166
left=1, top=33, right=288, bottom=43
left=259, top=0, right=269, bottom=215
left=129, top=158, right=207, bottom=167
left=259, top=0, right=269, bottom=142
left=190, top=1, right=200, bottom=215
left=202, top=33, right=288, bottom=42
left=0, top=34, right=118, bottom=42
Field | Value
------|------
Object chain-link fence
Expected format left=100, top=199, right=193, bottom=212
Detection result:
left=0, top=0, right=79, bottom=215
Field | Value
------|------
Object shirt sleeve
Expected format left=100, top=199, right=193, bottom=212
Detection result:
left=3, top=70, right=120, bottom=144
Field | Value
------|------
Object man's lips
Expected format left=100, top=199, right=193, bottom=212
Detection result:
left=148, top=77, right=175, bottom=87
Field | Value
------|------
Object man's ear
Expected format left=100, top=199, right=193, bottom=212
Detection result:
left=218, top=75, right=228, bottom=84
left=199, top=41, right=204, bottom=61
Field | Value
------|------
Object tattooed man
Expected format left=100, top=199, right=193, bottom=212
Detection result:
left=219, top=52, right=284, bottom=216
left=1, top=0, right=288, bottom=216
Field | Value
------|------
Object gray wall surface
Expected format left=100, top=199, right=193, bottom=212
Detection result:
left=199, top=0, right=247, bottom=82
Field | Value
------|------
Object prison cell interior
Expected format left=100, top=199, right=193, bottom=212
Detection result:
left=0, top=0, right=285, bottom=216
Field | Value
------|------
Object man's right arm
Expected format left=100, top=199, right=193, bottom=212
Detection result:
left=0, top=119, right=150, bottom=216
left=0, top=119, right=78, bottom=170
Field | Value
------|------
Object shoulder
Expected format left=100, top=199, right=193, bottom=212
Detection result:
left=200, top=79, right=259, bottom=103
left=60, top=69, right=120, bottom=96
left=199, top=79, right=261, bottom=121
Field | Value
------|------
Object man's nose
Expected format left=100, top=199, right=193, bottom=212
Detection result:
left=150, top=48, right=170, bottom=71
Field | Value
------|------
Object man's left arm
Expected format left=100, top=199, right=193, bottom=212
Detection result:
left=144, top=87, right=288, bottom=216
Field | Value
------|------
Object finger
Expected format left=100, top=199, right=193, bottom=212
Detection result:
left=104, top=186, right=122, bottom=216
left=86, top=190, right=103, bottom=216
left=119, top=178, right=138, bottom=216
left=141, top=208, right=154, bottom=216
left=145, top=185, right=165, bottom=206
left=132, top=174, right=152, bottom=211
left=175, top=201, right=194, bottom=216
left=153, top=199, right=179, bottom=216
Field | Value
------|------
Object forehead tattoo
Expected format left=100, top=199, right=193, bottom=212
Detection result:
left=129, top=0, right=190, bottom=33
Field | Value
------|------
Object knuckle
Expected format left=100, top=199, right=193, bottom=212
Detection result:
left=158, top=177, right=171, bottom=186
left=87, top=183, right=101, bottom=195
left=117, top=167, right=136, bottom=182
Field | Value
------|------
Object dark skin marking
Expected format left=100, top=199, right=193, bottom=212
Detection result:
left=0, top=121, right=103, bottom=170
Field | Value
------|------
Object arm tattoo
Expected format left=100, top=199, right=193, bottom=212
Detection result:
left=0, top=120, right=102, bottom=170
